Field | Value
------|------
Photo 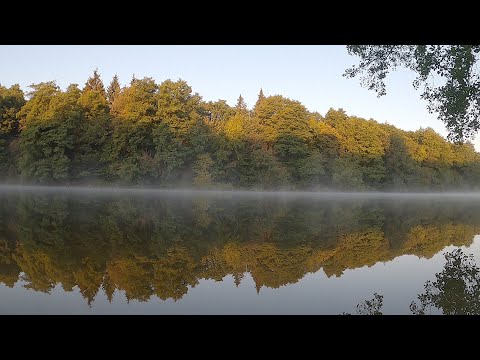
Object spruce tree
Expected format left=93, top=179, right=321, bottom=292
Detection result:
left=106, top=74, right=121, bottom=105
left=257, top=88, right=265, bottom=103
left=235, top=94, right=248, bottom=115
left=83, top=68, right=106, bottom=96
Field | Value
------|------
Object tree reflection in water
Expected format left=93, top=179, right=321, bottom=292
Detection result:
left=344, top=293, right=384, bottom=315
left=410, top=249, right=480, bottom=315
left=351, top=249, right=480, bottom=315
left=1, top=191, right=480, bottom=309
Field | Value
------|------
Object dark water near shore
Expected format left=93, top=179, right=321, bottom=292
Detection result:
left=1, top=186, right=480, bottom=314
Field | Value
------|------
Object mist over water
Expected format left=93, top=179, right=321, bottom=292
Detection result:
left=4, top=184, right=480, bottom=200
left=1, top=185, right=480, bottom=314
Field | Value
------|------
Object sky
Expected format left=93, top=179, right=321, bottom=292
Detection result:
left=1, top=45, right=477, bottom=150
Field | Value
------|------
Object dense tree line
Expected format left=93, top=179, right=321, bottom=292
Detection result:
left=0, top=192, right=478, bottom=303
left=2, top=71, right=480, bottom=190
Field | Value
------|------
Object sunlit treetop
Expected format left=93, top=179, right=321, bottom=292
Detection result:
left=83, top=68, right=106, bottom=96
left=0, top=84, right=25, bottom=136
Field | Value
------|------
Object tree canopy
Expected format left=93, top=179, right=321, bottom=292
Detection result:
left=1, top=69, right=480, bottom=190
left=344, top=45, right=480, bottom=143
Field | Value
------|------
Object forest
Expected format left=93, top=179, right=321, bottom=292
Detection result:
left=1, top=70, right=480, bottom=190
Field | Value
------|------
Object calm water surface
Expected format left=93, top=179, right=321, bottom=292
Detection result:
left=1, top=186, right=480, bottom=314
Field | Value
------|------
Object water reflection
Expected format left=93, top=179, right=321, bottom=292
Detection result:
left=410, top=249, right=480, bottom=315
left=1, top=190, right=480, bottom=312
left=349, top=249, right=480, bottom=315
left=348, top=293, right=384, bottom=315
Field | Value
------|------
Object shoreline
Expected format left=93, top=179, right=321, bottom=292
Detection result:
left=2, top=184, right=480, bottom=199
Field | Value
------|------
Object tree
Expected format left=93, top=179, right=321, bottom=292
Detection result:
left=410, top=249, right=480, bottom=315
left=275, top=133, right=310, bottom=181
left=330, top=115, right=387, bottom=187
left=0, top=84, right=25, bottom=137
left=254, top=95, right=311, bottom=149
left=344, top=45, right=480, bottom=142
left=111, top=77, right=158, bottom=121
left=2, top=71, right=480, bottom=189
left=106, top=74, right=121, bottom=106
left=0, top=84, right=25, bottom=178
left=154, top=79, right=208, bottom=184
left=382, top=133, right=419, bottom=190
left=324, top=108, right=348, bottom=125
left=297, top=149, right=326, bottom=187
left=108, top=77, right=158, bottom=183
left=255, top=88, right=266, bottom=109
left=235, top=94, right=248, bottom=115
left=355, top=293, right=384, bottom=315
left=203, top=100, right=235, bottom=125
left=18, top=82, right=81, bottom=183
left=309, top=118, right=340, bottom=156
left=258, top=88, right=265, bottom=99
left=224, top=113, right=245, bottom=141
left=83, top=69, right=106, bottom=96
left=331, top=157, right=364, bottom=190
left=193, top=153, right=215, bottom=186
left=74, top=76, right=112, bottom=182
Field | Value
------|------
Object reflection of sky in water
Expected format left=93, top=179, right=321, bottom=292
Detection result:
left=2, top=188, right=480, bottom=315
left=1, top=236, right=478, bottom=315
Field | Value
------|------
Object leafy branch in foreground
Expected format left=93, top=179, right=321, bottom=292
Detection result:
left=345, top=45, right=480, bottom=143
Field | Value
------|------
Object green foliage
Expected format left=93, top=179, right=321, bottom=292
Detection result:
left=18, top=83, right=81, bottom=183
left=355, top=293, right=384, bottom=315
left=0, top=139, right=8, bottom=178
left=112, top=77, right=158, bottom=121
left=203, top=99, right=235, bottom=134
left=410, top=249, right=480, bottom=315
left=325, top=107, right=348, bottom=124
left=383, top=134, right=420, bottom=190
left=345, top=45, right=480, bottom=142
left=0, top=85, right=25, bottom=179
left=254, top=88, right=266, bottom=110
left=251, top=146, right=291, bottom=188
left=1, top=72, right=480, bottom=189
left=155, top=79, right=210, bottom=184
left=74, top=77, right=112, bottom=181
left=349, top=248, right=480, bottom=315
left=332, top=157, right=364, bottom=190
left=193, top=153, right=215, bottom=186
left=151, top=121, right=184, bottom=182
left=83, top=69, right=106, bottom=96
left=106, top=74, right=121, bottom=105
left=297, top=150, right=326, bottom=186
left=108, top=77, right=158, bottom=183
left=109, top=120, right=156, bottom=183
left=0, top=84, right=25, bottom=136
left=256, top=95, right=311, bottom=144
left=235, top=94, right=248, bottom=115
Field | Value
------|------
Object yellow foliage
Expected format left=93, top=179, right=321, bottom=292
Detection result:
left=335, top=117, right=388, bottom=159
left=106, top=256, right=153, bottom=302
left=224, top=114, right=244, bottom=141
left=409, top=128, right=454, bottom=165
left=322, top=230, right=390, bottom=277
left=403, top=224, right=476, bottom=258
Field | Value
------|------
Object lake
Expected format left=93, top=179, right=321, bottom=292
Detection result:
left=1, top=185, right=480, bottom=314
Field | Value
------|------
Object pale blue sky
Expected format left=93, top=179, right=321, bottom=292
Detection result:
left=2, top=45, right=476, bottom=149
